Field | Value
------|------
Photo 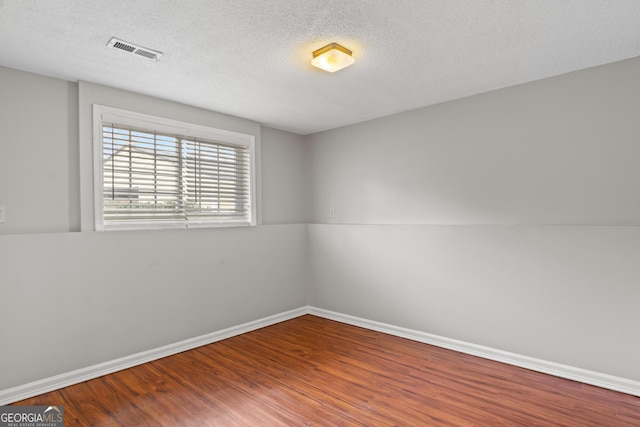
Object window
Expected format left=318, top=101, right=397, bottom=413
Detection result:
left=93, top=105, right=256, bottom=231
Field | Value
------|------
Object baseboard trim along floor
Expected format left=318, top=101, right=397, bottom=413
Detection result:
left=0, top=307, right=307, bottom=405
left=2, top=305, right=638, bottom=404
left=308, top=307, right=640, bottom=398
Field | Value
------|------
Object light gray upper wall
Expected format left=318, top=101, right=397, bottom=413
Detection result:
left=261, top=126, right=309, bottom=224
left=308, top=56, right=640, bottom=225
left=0, top=67, right=311, bottom=234
left=0, top=66, right=79, bottom=234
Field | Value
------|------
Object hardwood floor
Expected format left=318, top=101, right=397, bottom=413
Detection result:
left=14, top=315, right=640, bottom=426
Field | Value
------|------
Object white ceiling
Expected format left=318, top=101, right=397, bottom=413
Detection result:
left=1, top=1, right=640, bottom=135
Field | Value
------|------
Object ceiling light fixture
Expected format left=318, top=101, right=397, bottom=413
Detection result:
left=311, top=43, right=354, bottom=73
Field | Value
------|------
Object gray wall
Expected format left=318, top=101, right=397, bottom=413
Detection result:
left=3, top=54, right=640, bottom=391
left=308, top=57, right=640, bottom=225
left=0, top=67, right=309, bottom=390
left=0, top=66, right=79, bottom=234
left=0, top=225, right=307, bottom=389
left=308, top=224, right=640, bottom=380
left=261, top=127, right=310, bottom=224
left=307, top=57, right=640, bottom=381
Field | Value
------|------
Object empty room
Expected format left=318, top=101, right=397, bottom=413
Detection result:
left=1, top=1, right=639, bottom=425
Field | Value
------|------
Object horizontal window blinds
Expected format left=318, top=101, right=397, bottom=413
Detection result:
left=102, top=124, right=251, bottom=228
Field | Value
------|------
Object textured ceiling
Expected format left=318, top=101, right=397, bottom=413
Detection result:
left=1, top=1, right=640, bottom=135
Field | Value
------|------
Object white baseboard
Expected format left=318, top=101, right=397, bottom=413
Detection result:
left=3, top=306, right=639, bottom=405
left=308, top=307, right=640, bottom=398
left=0, top=307, right=307, bottom=405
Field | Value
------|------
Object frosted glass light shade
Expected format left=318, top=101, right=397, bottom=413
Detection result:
left=311, top=43, right=355, bottom=73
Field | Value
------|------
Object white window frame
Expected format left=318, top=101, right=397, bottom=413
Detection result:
left=92, top=104, right=257, bottom=231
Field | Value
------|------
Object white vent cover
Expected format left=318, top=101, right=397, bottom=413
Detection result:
left=107, top=37, right=162, bottom=62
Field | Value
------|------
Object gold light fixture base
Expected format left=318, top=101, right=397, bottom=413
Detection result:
left=311, top=43, right=355, bottom=73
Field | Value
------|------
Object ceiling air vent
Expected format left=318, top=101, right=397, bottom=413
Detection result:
left=107, top=37, right=163, bottom=62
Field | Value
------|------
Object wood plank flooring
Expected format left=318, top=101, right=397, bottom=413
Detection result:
left=14, top=315, right=640, bottom=425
